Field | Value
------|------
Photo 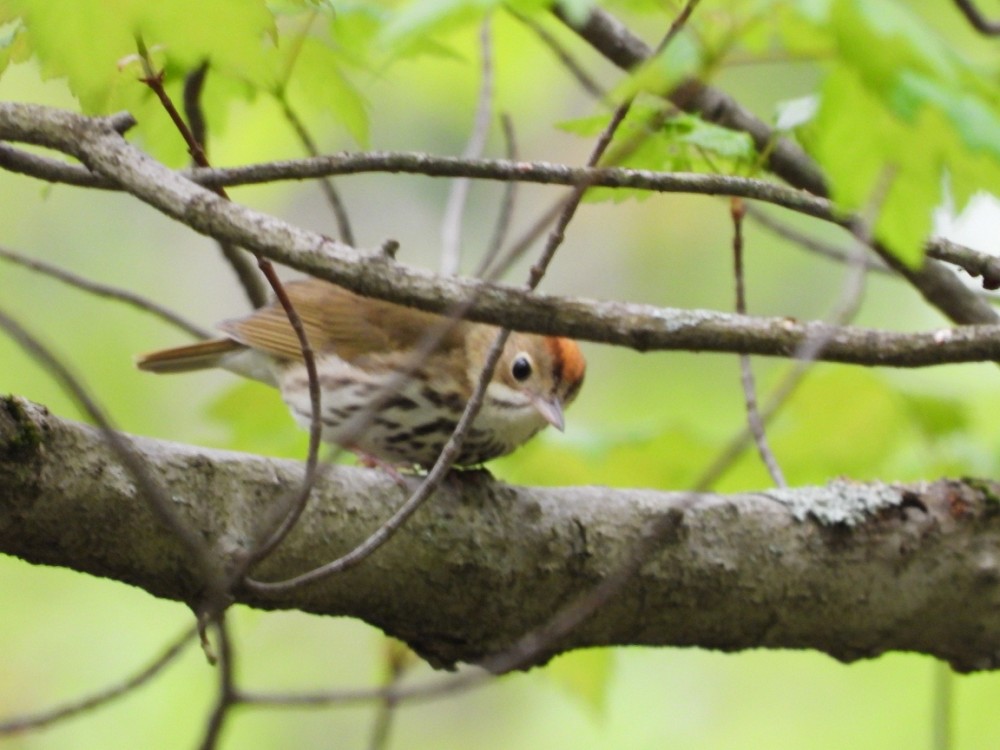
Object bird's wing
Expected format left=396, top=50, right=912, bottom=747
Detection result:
left=219, top=279, right=468, bottom=362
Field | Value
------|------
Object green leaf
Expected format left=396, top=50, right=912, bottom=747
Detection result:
left=558, top=106, right=757, bottom=202
left=0, top=23, right=27, bottom=75
left=380, top=0, right=496, bottom=47
left=806, top=63, right=933, bottom=266
left=893, top=72, right=1000, bottom=161
left=543, top=648, right=615, bottom=715
left=793, top=0, right=1000, bottom=265
left=282, top=36, right=369, bottom=145
left=771, top=368, right=909, bottom=483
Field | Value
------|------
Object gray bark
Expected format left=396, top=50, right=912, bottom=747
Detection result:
left=3, top=395, right=1000, bottom=672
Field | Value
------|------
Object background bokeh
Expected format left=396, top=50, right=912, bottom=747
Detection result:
left=2, top=1, right=1000, bottom=747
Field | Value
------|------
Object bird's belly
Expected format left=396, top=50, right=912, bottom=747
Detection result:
left=279, top=361, right=541, bottom=467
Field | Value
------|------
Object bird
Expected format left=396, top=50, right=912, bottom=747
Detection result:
left=136, top=278, right=585, bottom=467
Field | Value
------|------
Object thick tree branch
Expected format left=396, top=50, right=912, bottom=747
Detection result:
left=2, top=103, right=1000, bottom=368
left=3, top=395, right=1000, bottom=672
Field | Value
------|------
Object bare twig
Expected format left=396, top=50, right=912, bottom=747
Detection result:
left=183, top=61, right=272, bottom=311
left=698, top=172, right=892, bottom=482
left=745, top=204, right=889, bottom=273
left=278, top=96, right=356, bottom=246
left=952, top=0, right=1000, bottom=34
left=367, top=639, right=420, bottom=747
left=197, top=618, right=236, bottom=750
left=244, top=264, right=324, bottom=565
left=511, top=10, right=606, bottom=98
left=183, top=62, right=210, bottom=153
left=440, top=16, right=495, bottom=275
left=474, top=114, right=519, bottom=278
left=0, top=136, right=901, bottom=231
left=931, top=238, right=1000, bottom=291
left=136, top=37, right=268, bottom=309
left=0, top=245, right=211, bottom=339
left=0, top=625, right=196, bottom=734
left=0, top=142, right=111, bottom=187
left=731, top=198, right=786, bottom=487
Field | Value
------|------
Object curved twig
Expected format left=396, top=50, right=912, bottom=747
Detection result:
left=0, top=244, right=211, bottom=339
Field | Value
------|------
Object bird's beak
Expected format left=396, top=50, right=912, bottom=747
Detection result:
left=531, top=394, right=565, bottom=432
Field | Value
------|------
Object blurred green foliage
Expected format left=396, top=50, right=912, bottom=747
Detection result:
left=2, top=0, right=1000, bottom=748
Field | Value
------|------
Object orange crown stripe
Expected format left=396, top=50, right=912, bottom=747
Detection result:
left=546, top=336, right=586, bottom=388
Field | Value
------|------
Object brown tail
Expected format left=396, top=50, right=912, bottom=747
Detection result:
left=136, top=338, right=244, bottom=374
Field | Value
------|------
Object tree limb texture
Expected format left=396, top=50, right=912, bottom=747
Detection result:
left=3, top=395, right=1000, bottom=672
left=3, top=104, right=1000, bottom=368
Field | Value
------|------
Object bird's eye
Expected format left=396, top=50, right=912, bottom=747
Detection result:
left=511, top=354, right=533, bottom=382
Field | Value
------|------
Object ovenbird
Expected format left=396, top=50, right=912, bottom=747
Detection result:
left=137, top=279, right=585, bottom=467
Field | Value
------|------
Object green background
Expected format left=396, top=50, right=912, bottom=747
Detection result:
left=2, top=0, right=1000, bottom=747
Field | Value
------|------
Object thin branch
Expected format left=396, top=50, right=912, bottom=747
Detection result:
left=136, top=37, right=269, bottom=309
left=181, top=61, right=270, bottom=311
left=474, top=113, right=519, bottom=278
left=242, top=259, right=323, bottom=564
left=745, top=204, right=889, bottom=273
left=198, top=152, right=839, bottom=220
left=0, top=245, right=211, bottom=339
left=197, top=618, right=236, bottom=750
left=931, top=237, right=1000, bottom=291
left=0, top=133, right=922, bottom=236
left=511, top=10, right=606, bottom=98
left=366, top=643, right=414, bottom=750
left=277, top=95, right=356, bottom=246
left=700, top=178, right=877, bottom=483
left=2, top=122, right=999, bottom=295
left=731, top=199, right=786, bottom=487
left=440, top=16, right=495, bottom=275
left=183, top=62, right=210, bottom=153
left=0, top=142, right=111, bottom=187
left=0, top=625, right=196, bottom=735
left=952, top=0, right=1000, bottom=34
